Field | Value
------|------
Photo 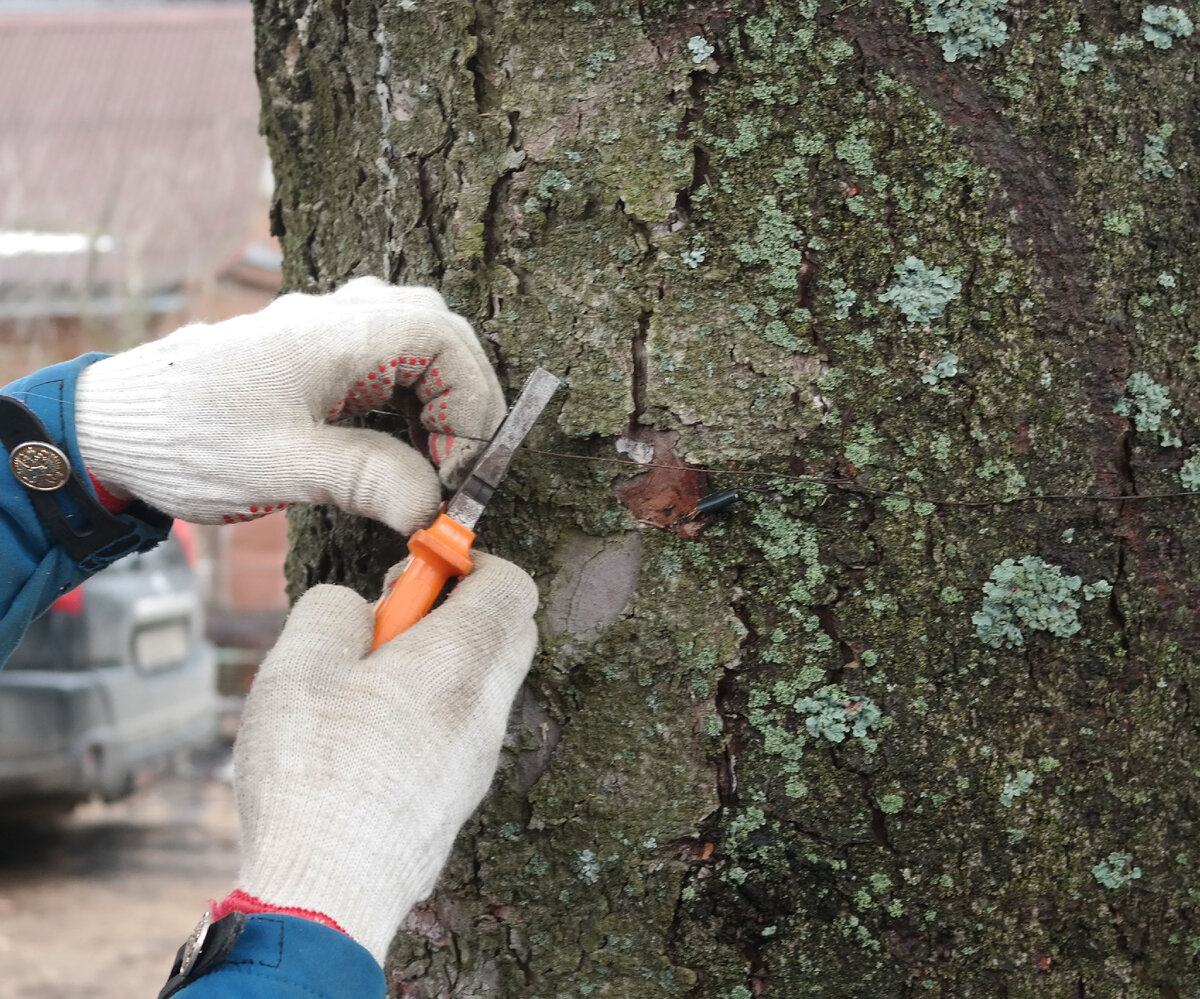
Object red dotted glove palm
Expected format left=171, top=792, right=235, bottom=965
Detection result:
left=75, top=278, right=505, bottom=531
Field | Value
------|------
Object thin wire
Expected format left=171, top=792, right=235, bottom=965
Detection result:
left=420, top=427, right=1200, bottom=508
left=513, top=444, right=1199, bottom=507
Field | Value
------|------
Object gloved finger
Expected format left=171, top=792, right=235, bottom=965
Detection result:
left=270, top=282, right=504, bottom=485
left=375, top=550, right=536, bottom=622
left=387, top=552, right=539, bottom=700
left=477, top=615, right=539, bottom=712
left=255, top=584, right=374, bottom=685
left=307, top=303, right=504, bottom=476
left=303, top=301, right=499, bottom=418
left=376, top=550, right=538, bottom=636
left=452, top=550, right=538, bottom=607
left=400, top=312, right=504, bottom=468
left=326, top=276, right=448, bottom=312
left=269, top=279, right=446, bottom=314
left=434, top=550, right=539, bottom=629
left=283, top=423, right=443, bottom=534
left=430, top=554, right=540, bottom=740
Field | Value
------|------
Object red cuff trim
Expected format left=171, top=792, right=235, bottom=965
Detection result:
left=87, top=470, right=130, bottom=513
left=211, top=889, right=350, bottom=938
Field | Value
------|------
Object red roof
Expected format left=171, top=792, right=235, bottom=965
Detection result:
left=0, top=6, right=264, bottom=314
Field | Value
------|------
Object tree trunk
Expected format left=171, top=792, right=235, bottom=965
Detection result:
left=252, top=1, right=1199, bottom=995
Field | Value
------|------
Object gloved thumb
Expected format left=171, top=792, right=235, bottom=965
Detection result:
left=383, top=551, right=539, bottom=709
left=254, top=584, right=374, bottom=687
left=280, top=423, right=443, bottom=535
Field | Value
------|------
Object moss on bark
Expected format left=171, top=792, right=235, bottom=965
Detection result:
left=255, top=0, right=1200, bottom=994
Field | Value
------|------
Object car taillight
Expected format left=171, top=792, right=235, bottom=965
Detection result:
left=51, top=587, right=85, bottom=615
left=173, top=520, right=199, bottom=569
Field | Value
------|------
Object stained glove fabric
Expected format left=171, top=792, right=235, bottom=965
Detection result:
left=229, top=552, right=538, bottom=964
left=74, top=278, right=505, bottom=532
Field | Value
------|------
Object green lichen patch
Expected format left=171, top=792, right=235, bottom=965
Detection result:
left=1140, top=5, right=1194, bottom=48
left=925, top=0, right=1011, bottom=62
left=1113, top=371, right=1180, bottom=447
left=1141, top=124, right=1177, bottom=179
left=730, top=197, right=807, bottom=291
left=686, top=34, right=714, bottom=64
left=920, top=351, right=959, bottom=385
left=1092, top=851, right=1142, bottom=889
left=794, top=686, right=883, bottom=744
left=878, top=256, right=962, bottom=326
left=1058, top=40, right=1099, bottom=73
left=999, top=769, right=1035, bottom=806
left=1180, top=453, right=1200, bottom=490
left=973, top=556, right=1111, bottom=648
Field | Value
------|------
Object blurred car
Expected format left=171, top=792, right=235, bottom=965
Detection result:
left=0, top=524, right=218, bottom=808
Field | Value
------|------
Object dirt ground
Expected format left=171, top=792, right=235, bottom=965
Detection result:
left=0, top=750, right=239, bottom=999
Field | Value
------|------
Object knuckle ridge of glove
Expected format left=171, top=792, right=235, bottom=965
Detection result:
left=461, top=553, right=539, bottom=617
left=282, top=585, right=373, bottom=651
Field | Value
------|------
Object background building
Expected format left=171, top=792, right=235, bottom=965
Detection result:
left=0, top=4, right=289, bottom=680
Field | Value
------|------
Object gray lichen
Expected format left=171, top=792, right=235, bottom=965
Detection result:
left=1058, top=40, right=1099, bottom=73
left=878, top=256, right=962, bottom=325
left=925, top=0, right=1010, bottom=62
left=1141, top=5, right=1194, bottom=48
left=973, top=557, right=1111, bottom=648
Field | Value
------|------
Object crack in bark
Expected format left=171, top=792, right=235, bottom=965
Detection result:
left=864, top=776, right=898, bottom=853
left=631, top=309, right=652, bottom=427
left=478, top=110, right=526, bottom=378
left=670, top=53, right=715, bottom=225
left=482, top=112, right=523, bottom=271
left=416, top=152, right=449, bottom=280
left=465, top=0, right=502, bottom=115
left=301, top=226, right=320, bottom=285
left=811, top=600, right=858, bottom=686
left=662, top=577, right=755, bottom=994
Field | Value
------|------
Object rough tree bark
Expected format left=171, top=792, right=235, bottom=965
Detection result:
left=251, top=1, right=1199, bottom=995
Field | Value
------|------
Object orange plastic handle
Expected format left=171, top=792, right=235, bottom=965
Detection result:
left=371, top=512, right=475, bottom=650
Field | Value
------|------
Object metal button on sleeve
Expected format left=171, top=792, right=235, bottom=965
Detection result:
left=179, top=910, right=213, bottom=976
left=10, top=441, right=72, bottom=491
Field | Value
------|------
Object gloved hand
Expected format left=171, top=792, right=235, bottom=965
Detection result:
left=222, top=552, right=538, bottom=964
left=74, top=277, right=505, bottom=532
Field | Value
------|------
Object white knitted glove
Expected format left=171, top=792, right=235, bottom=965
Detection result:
left=229, top=552, right=539, bottom=964
left=75, top=278, right=505, bottom=531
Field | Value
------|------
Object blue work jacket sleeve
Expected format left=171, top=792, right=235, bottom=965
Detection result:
left=175, top=916, right=386, bottom=999
left=0, top=354, right=172, bottom=667
left=4, top=364, right=385, bottom=999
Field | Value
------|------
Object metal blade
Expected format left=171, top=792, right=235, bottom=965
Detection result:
left=444, top=367, right=560, bottom=530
